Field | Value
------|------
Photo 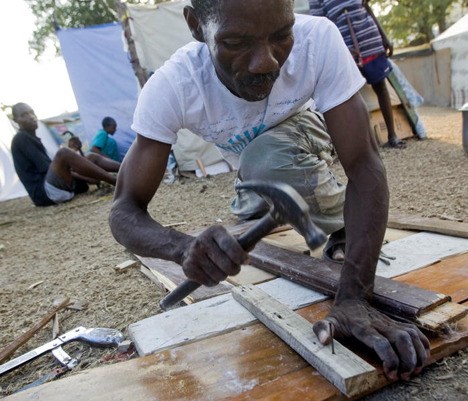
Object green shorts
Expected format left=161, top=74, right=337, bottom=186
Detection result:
left=231, top=109, right=346, bottom=235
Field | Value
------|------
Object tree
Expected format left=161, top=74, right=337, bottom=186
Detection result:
left=372, top=0, right=466, bottom=46
left=25, top=0, right=169, bottom=60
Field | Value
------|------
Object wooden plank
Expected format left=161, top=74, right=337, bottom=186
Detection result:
left=226, top=264, right=276, bottom=286
left=395, top=253, right=468, bottom=304
left=375, top=232, right=468, bottom=278
left=232, top=285, right=377, bottom=397
left=388, top=213, right=468, bottom=239
left=128, top=278, right=328, bottom=356
left=249, top=242, right=449, bottom=319
left=416, top=302, right=468, bottom=331
left=6, top=304, right=468, bottom=401
left=262, top=227, right=415, bottom=259
left=136, top=255, right=233, bottom=303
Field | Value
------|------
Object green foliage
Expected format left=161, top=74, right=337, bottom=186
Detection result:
left=372, top=0, right=464, bottom=47
left=25, top=0, right=170, bottom=59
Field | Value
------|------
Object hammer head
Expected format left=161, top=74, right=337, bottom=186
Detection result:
left=235, top=181, right=328, bottom=250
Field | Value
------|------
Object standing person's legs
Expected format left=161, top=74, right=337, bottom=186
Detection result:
left=371, top=79, right=405, bottom=148
left=360, top=53, right=405, bottom=148
left=231, top=110, right=346, bottom=260
left=49, top=148, right=117, bottom=186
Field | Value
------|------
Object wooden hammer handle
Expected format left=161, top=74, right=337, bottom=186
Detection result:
left=0, top=297, right=70, bottom=363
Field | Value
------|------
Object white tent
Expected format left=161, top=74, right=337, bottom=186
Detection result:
left=0, top=109, right=60, bottom=202
left=432, top=14, right=468, bottom=109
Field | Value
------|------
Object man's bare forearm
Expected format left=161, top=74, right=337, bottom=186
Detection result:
left=109, top=199, right=193, bottom=264
left=336, top=155, right=389, bottom=302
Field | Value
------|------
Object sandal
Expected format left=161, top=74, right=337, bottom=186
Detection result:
left=323, top=228, right=346, bottom=264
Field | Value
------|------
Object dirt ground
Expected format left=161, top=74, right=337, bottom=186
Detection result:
left=0, top=106, right=467, bottom=399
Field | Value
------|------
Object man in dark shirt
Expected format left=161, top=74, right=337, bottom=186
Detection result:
left=11, top=103, right=120, bottom=207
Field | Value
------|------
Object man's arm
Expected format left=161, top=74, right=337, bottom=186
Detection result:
left=313, top=93, right=430, bottom=380
left=109, top=134, right=247, bottom=286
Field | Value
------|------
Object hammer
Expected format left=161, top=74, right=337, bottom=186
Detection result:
left=159, top=181, right=328, bottom=311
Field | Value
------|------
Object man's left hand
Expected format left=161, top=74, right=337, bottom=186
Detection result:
left=313, top=299, right=430, bottom=380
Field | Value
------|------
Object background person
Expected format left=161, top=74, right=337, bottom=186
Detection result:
left=90, top=116, right=120, bottom=161
left=11, top=103, right=120, bottom=207
left=309, top=0, right=406, bottom=148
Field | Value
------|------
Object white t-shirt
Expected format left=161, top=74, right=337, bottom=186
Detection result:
left=132, top=14, right=365, bottom=164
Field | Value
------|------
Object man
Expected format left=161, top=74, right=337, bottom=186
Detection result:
left=309, top=0, right=406, bottom=148
left=90, top=116, right=120, bottom=161
left=110, top=0, right=429, bottom=380
left=11, top=103, right=120, bottom=207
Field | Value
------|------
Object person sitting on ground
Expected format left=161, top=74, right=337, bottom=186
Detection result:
left=11, top=103, right=120, bottom=207
left=68, top=135, right=85, bottom=156
left=90, top=117, right=120, bottom=161
left=309, top=0, right=406, bottom=148
left=109, top=0, right=429, bottom=380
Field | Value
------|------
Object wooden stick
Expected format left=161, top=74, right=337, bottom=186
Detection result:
left=196, top=159, right=207, bottom=177
left=0, top=297, right=70, bottom=363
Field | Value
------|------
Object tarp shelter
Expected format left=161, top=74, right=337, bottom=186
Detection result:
left=432, top=13, right=468, bottom=109
left=56, top=23, right=139, bottom=161
left=0, top=109, right=60, bottom=202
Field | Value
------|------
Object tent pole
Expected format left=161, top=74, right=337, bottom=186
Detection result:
left=115, top=1, right=148, bottom=88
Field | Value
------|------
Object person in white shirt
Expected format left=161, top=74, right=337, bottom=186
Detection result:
left=110, top=0, right=429, bottom=380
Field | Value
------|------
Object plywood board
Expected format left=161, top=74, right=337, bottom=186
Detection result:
left=7, top=305, right=468, bottom=401
left=232, top=285, right=377, bottom=397
left=129, top=278, right=328, bottom=356
left=375, top=232, right=468, bottom=278
left=395, top=253, right=468, bottom=304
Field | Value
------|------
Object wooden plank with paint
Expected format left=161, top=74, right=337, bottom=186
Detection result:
left=387, top=213, right=468, bottom=239
left=6, top=304, right=468, bottom=401
left=249, top=242, right=449, bottom=318
left=232, top=285, right=377, bottom=397
left=128, top=278, right=328, bottom=356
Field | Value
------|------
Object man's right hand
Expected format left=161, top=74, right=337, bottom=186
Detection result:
left=181, top=226, right=248, bottom=286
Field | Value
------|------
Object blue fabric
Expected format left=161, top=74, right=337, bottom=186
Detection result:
left=56, top=23, right=139, bottom=161
left=90, top=129, right=120, bottom=161
left=359, top=54, right=392, bottom=85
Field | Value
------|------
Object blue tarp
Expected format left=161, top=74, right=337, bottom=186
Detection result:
left=56, top=23, right=139, bottom=161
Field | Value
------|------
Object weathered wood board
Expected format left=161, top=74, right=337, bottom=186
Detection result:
left=375, top=232, right=468, bottom=278
left=136, top=255, right=233, bottom=303
left=129, top=278, right=328, bottom=356
left=249, top=241, right=450, bottom=318
left=388, top=213, right=468, bottom=239
left=232, top=285, right=377, bottom=397
left=6, top=305, right=468, bottom=401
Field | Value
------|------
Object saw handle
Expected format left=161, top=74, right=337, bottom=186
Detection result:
left=159, top=213, right=277, bottom=311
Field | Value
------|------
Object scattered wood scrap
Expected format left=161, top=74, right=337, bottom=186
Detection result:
left=114, top=259, right=140, bottom=272
left=387, top=213, right=468, bottom=239
left=232, top=285, right=377, bottom=397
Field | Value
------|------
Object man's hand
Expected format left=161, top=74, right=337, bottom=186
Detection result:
left=313, top=300, right=430, bottom=380
left=182, top=226, right=248, bottom=286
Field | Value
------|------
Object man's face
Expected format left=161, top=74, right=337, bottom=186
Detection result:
left=13, top=104, right=38, bottom=133
left=203, top=0, right=295, bottom=102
